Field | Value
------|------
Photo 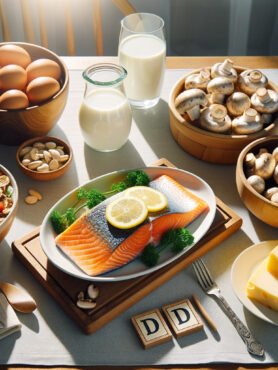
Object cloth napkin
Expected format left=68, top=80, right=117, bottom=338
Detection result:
left=0, top=292, right=21, bottom=340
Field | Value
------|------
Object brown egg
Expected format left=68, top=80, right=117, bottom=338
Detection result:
left=0, top=89, right=29, bottom=110
left=0, top=64, right=27, bottom=91
left=26, top=76, right=60, bottom=104
left=26, top=58, right=62, bottom=83
left=0, top=44, right=31, bottom=68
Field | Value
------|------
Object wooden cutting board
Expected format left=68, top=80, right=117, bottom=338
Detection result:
left=12, top=158, right=242, bottom=334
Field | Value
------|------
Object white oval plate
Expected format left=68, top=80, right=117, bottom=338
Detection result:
left=40, top=167, right=216, bottom=282
left=231, top=240, right=278, bottom=326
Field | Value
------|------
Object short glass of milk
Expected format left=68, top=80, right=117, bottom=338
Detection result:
left=79, top=63, right=132, bottom=152
left=118, top=13, right=166, bottom=109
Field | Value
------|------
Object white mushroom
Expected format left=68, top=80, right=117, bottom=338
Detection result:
left=175, top=88, right=208, bottom=121
left=247, top=175, right=265, bottom=194
left=238, top=70, right=268, bottom=96
left=184, top=69, right=210, bottom=90
left=232, top=108, right=262, bottom=134
left=226, top=92, right=251, bottom=116
left=251, top=87, right=278, bottom=114
left=211, top=59, right=238, bottom=82
left=264, top=187, right=278, bottom=200
left=200, top=104, right=231, bottom=133
left=254, top=152, right=276, bottom=179
left=244, top=152, right=256, bottom=176
left=207, top=77, right=234, bottom=104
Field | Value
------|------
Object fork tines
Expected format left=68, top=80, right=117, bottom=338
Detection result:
left=193, top=258, right=214, bottom=290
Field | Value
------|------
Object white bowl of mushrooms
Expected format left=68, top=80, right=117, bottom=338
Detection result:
left=236, top=136, right=278, bottom=227
left=169, top=59, right=278, bottom=164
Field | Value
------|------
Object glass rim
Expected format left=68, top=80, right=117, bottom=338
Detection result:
left=120, top=12, right=165, bottom=34
left=82, top=63, right=127, bottom=86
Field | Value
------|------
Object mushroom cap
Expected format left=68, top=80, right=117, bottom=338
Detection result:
left=200, top=104, right=232, bottom=133
left=232, top=108, right=263, bottom=134
left=211, top=59, right=238, bottom=82
left=226, top=92, right=251, bottom=116
left=184, top=69, right=210, bottom=90
left=175, top=88, right=208, bottom=114
left=251, top=88, right=278, bottom=113
left=238, top=69, right=268, bottom=96
left=207, top=77, right=234, bottom=95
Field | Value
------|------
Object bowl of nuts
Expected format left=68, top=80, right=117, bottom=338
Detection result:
left=0, top=165, right=18, bottom=242
left=16, top=136, right=73, bottom=181
left=236, top=136, right=278, bottom=227
left=169, top=59, right=278, bottom=164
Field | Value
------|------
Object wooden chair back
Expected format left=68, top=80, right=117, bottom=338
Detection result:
left=0, top=0, right=136, bottom=55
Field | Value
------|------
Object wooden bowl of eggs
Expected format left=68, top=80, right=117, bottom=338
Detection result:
left=236, top=136, right=278, bottom=227
left=0, top=42, right=69, bottom=145
left=169, top=59, right=278, bottom=164
left=16, top=136, right=73, bottom=181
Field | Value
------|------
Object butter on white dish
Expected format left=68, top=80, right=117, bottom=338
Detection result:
left=267, top=245, right=278, bottom=279
left=231, top=240, right=278, bottom=325
left=0, top=292, right=21, bottom=340
left=246, top=257, right=278, bottom=312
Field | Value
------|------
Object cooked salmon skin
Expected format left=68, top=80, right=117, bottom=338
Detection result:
left=55, top=174, right=209, bottom=276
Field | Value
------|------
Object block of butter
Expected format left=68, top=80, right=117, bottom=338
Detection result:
left=267, top=245, right=278, bottom=279
left=246, top=257, right=278, bottom=312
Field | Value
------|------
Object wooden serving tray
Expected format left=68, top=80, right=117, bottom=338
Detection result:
left=12, top=158, right=242, bottom=334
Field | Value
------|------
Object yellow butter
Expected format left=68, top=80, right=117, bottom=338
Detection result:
left=246, top=257, right=278, bottom=312
left=267, top=245, right=278, bottom=279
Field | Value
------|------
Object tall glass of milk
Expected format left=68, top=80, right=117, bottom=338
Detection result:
left=79, top=63, right=132, bottom=152
left=118, top=13, right=166, bottom=109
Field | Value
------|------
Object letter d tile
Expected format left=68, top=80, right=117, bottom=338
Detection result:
left=131, top=309, right=172, bottom=349
left=162, top=299, right=203, bottom=338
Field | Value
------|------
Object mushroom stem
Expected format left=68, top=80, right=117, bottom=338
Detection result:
left=220, top=59, right=234, bottom=75
left=210, top=104, right=226, bottom=121
left=187, top=105, right=201, bottom=121
left=249, top=70, right=262, bottom=83
left=199, top=69, right=210, bottom=81
left=257, top=88, right=272, bottom=104
left=210, top=93, right=225, bottom=104
left=245, top=152, right=256, bottom=168
left=243, top=108, right=258, bottom=123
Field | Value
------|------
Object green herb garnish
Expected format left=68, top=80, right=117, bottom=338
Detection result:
left=141, top=228, right=194, bottom=267
left=50, top=170, right=150, bottom=234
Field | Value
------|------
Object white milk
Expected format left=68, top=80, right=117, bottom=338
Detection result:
left=79, top=88, right=132, bottom=152
left=119, top=34, right=166, bottom=101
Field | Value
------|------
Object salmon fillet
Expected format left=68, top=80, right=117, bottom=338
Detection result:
left=55, top=174, right=209, bottom=276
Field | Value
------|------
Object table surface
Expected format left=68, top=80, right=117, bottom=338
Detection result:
left=1, top=56, right=278, bottom=370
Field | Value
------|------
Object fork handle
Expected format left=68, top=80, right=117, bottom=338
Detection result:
left=216, top=294, right=264, bottom=357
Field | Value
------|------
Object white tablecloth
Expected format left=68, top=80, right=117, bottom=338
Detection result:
left=0, top=67, right=278, bottom=365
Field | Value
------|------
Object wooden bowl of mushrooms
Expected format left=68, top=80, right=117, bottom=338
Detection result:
left=169, top=59, right=278, bottom=164
left=236, top=136, right=278, bottom=227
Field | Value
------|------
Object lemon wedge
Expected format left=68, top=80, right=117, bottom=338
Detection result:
left=106, top=196, right=148, bottom=229
left=124, top=186, right=168, bottom=212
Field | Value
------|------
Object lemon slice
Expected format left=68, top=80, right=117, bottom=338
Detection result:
left=125, top=186, right=168, bottom=212
left=106, top=196, right=148, bottom=229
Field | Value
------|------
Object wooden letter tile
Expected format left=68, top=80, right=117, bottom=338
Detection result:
left=162, top=299, right=203, bottom=338
left=131, top=308, right=172, bottom=349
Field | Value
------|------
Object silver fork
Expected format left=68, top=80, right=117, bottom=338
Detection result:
left=193, top=258, right=264, bottom=357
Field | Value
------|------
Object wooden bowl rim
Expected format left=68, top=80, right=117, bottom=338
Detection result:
left=0, top=164, right=19, bottom=229
left=169, top=66, right=278, bottom=141
left=0, top=42, right=69, bottom=113
left=237, top=135, right=278, bottom=208
left=16, top=136, right=73, bottom=176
